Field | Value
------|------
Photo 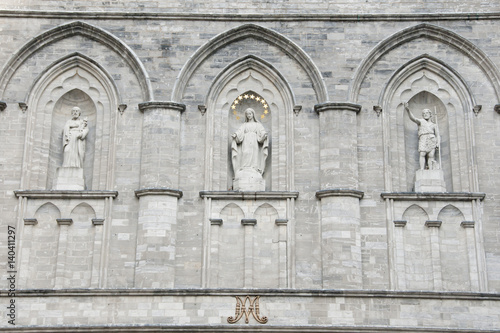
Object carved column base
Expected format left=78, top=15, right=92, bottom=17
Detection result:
left=53, top=167, right=85, bottom=190
left=415, top=169, right=446, bottom=192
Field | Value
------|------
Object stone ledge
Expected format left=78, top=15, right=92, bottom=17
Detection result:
left=316, top=189, right=364, bottom=199
left=380, top=192, right=486, bottom=201
left=0, top=324, right=496, bottom=332
left=14, top=190, right=118, bottom=199
left=199, top=191, right=299, bottom=200
left=4, top=288, right=500, bottom=300
left=135, top=188, right=183, bottom=198
left=1, top=10, right=500, bottom=22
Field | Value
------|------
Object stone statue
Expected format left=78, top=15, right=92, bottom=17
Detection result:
left=62, top=106, right=89, bottom=168
left=231, top=108, right=269, bottom=191
left=404, top=102, right=440, bottom=170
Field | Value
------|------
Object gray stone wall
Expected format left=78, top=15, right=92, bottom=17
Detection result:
left=0, top=5, right=500, bottom=331
left=2, top=0, right=500, bottom=14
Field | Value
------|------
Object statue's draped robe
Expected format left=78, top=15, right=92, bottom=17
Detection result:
left=231, top=121, right=268, bottom=176
left=62, top=119, right=89, bottom=168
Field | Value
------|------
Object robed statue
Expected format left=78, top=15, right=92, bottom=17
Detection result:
left=231, top=108, right=268, bottom=191
left=62, top=106, right=89, bottom=168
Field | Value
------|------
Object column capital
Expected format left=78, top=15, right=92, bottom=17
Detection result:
left=138, top=101, right=186, bottom=113
left=135, top=188, right=183, bottom=198
left=314, top=102, right=361, bottom=114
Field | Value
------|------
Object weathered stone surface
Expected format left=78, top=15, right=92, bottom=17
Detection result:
left=0, top=2, right=500, bottom=331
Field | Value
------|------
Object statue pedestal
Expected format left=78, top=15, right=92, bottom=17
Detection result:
left=233, top=168, right=265, bottom=191
left=414, top=169, right=446, bottom=192
left=54, top=167, right=85, bottom=190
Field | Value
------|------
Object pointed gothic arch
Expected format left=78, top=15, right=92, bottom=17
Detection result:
left=380, top=54, right=479, bottom=192
left=379, top=54, right=477, bottom=110
left=21, top=52, right=120, bottom=190
left=0, top=20, right=152, bottom=100
left=203, top=55, right=296, bottom=191
left=171, top=23, right=327, bottom=103
left=349, top=23, right=500, bottom=102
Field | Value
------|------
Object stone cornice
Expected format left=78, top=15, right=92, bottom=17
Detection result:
left=3, top=288, right=499, bottom=301
left=135, top=188, right=183, bottom=198
left=380, top=192, right=486, bottom=201
left=138, top=101, right=186, bottom=113
left=199, top=191, right=299, bottom=200
left=316, top=189, right=364, bottom=199
left=14, top=190, right=118, bottom=199
left=314, top=102, right=362, bottom=114
left=0, top=10, right=499, bottom=21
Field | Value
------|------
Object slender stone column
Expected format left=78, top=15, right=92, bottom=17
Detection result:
left=315, top=102, right=363, bottom=289
left=134, top=102, right=185, bottom=288
left=138, top=102, right=185, bottom=188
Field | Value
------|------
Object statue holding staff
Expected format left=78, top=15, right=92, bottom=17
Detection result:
left=404, top=102, right=440, bottom=170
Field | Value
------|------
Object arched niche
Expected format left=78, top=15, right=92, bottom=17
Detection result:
left=70, top=202, right=97, bottom=224
left=401, top=204, right=433, bottom=290
left=404, top=90, right=452, bottom=191
left=253, top=203, right=279, bottom=288
left=212, top=203, right=245, bottom=288
left=204, top=56, right=295, bottom=192
left=25, top=202, right=61, bottom=288
left=23, top=54, right=118, bottom=190
left=380, top=56, right=478, bottom=193
left=48, top=88, right=97, bottom=190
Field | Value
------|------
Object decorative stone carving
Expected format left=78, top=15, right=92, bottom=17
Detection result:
left=472, top=105, right=482, bottom=117
left=18, top=102, right=28, bottom=113
left=404, top=102, right=440, bottom=170
left=198, top=104, right=207, bottom=116
left=54, top=106, right=88, bottom=190
left=231, top=108, right=268, bottom=191
left=373, top=105, right=382, bottom=117
left=293, top=105, right=302, bottom=116
left=227, top=296, right=268, bottom=324
left=117, top=104, right=127, bottom=115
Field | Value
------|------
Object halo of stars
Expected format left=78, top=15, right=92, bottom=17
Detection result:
left=231, top=93, right=269, bottom=120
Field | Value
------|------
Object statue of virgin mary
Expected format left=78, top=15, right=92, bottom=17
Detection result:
left=231, top=108, right=268, bottom=191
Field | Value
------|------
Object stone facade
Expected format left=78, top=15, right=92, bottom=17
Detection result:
left=1, top=1, right=500, bottom=331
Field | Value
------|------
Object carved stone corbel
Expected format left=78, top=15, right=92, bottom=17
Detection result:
left=373, top=105, right=382, bottom=117
left=293, top=105, right=302, bottom=116
left=494, top=104, right=500, bottom=114
left=0, top=101, right=6, bottom=111
left=198, top=105, right=207, bottom=116
left=18, top=102, right=27, bottom=113
left=92, top=218, right=104, bottom=226
left=472, top=105, right=482, bottom=117
left=118, top=104, right=127, bottom=115
left=56, top=218, right=73, bottom=226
